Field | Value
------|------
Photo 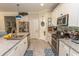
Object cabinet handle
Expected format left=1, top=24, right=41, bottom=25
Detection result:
left=66, top=53, right=69, bottom=56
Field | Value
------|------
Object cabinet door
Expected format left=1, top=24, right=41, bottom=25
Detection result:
left=59, top=41, right=70, bottom=56
left=5, top=37, right=28, bottom=56
left=23, top=37, right=28, bottom=50
left=6, top=45, right=22, bottom=56
left=14, top=37, right=28, bottom=56
left=14, top=42, right=24, bottom=56
left=70, top=49, right=79, bottom=56
left=4, top=46, right=17, bottom=56
left=19, top=37, right=28, bottom=56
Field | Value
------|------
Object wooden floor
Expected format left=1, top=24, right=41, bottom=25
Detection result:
left=27, top=38, right=52, bottom=56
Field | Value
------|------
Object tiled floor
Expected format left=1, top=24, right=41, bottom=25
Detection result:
left=25, top=38, right=55, bottom=56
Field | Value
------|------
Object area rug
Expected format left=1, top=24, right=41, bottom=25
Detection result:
left=24, top=50, right=33, bottom=56
left=24, top=48, right=56, bottom=56
left=44, top=48, right=55, bottom=56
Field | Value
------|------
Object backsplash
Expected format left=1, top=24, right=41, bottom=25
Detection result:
left=57, top=26, right=79, bottom=32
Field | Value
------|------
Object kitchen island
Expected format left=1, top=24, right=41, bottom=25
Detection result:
left=0, top=33, right=29, bottom=56
left=59, top=38, right=79, bottom=56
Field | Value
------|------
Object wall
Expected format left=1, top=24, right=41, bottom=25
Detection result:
left=51, top=3, right=79, bottom=27
left=38, top=10, right=51, bottom=41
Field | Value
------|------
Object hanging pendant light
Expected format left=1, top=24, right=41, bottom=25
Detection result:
left=16, top=4, right=22, bottom=20
left=16, top=4, right=28, bottom=16
left=16, top=4, right=20, bottom=16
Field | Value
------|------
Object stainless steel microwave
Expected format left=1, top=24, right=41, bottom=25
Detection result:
left=57, top=14, right=69, bottom=26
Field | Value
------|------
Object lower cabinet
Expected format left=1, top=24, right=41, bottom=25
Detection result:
left=70, top=49, right=79, bottom=56
left=4, top=37, right=28, bottom=56
left=59, top=41, right=79, bottom=56
left=59, top=41, right=70, bottom=56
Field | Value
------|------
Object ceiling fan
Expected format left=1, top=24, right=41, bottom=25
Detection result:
left=17, top=4, right=28, bottom=16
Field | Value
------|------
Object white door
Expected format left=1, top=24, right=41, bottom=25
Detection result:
left=29, top=18, right=39, bottom=39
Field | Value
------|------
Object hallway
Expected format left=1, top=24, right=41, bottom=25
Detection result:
left=24, top=38, right=55, bottom=56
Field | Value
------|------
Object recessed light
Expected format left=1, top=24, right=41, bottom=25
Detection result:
left=40, top=3, right=44, bottom=7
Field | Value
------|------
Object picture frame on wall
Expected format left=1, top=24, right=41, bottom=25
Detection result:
left=41, top=21, right=45, bottom=27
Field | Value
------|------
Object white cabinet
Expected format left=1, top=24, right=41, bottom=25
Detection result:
left=59, top=41, right=70, bottom=56
left=4, top=37, right=28, bottom=56
left=4, top=45, right=18, bottom=56
left=59, top=41, right=79, bottom=56
left=70, top=49, right=79, bottom=56
left=19, top=37, right=28, bottom=56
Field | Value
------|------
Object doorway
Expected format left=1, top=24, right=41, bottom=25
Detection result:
left=4, top=16, right=16, bottom=34
left=29, top=16, right=40, bottom=39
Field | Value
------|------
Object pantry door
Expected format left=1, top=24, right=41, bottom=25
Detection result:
left=29, top=18, right=39, bottom=39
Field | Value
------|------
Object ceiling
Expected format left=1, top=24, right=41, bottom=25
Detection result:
left=0, top=3, right=58, bottom=12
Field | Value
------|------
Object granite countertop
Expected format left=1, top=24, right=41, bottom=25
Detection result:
left=0, top=33, right=29, bottom=56
left=59, top=38, right=79, bottom=53
left=0, top=38, right=20, bottom=56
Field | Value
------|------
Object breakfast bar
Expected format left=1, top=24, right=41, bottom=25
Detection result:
left=0, top=33, right=29, bottom=56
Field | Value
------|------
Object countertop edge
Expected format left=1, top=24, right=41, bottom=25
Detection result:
left=1, top=40, right=21, bottom=56
left=1, top=33, right=29, bottom=56
left=59, top=39, right=79, bottom=54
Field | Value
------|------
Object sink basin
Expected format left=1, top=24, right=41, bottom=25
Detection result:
left=72, top=39, right=79, bottom=44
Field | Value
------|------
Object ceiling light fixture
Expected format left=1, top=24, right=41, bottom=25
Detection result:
left=40, top=3, right=44, bottom=7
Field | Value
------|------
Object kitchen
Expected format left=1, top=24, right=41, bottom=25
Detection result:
left=0, top=3, right=79, bottom=56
